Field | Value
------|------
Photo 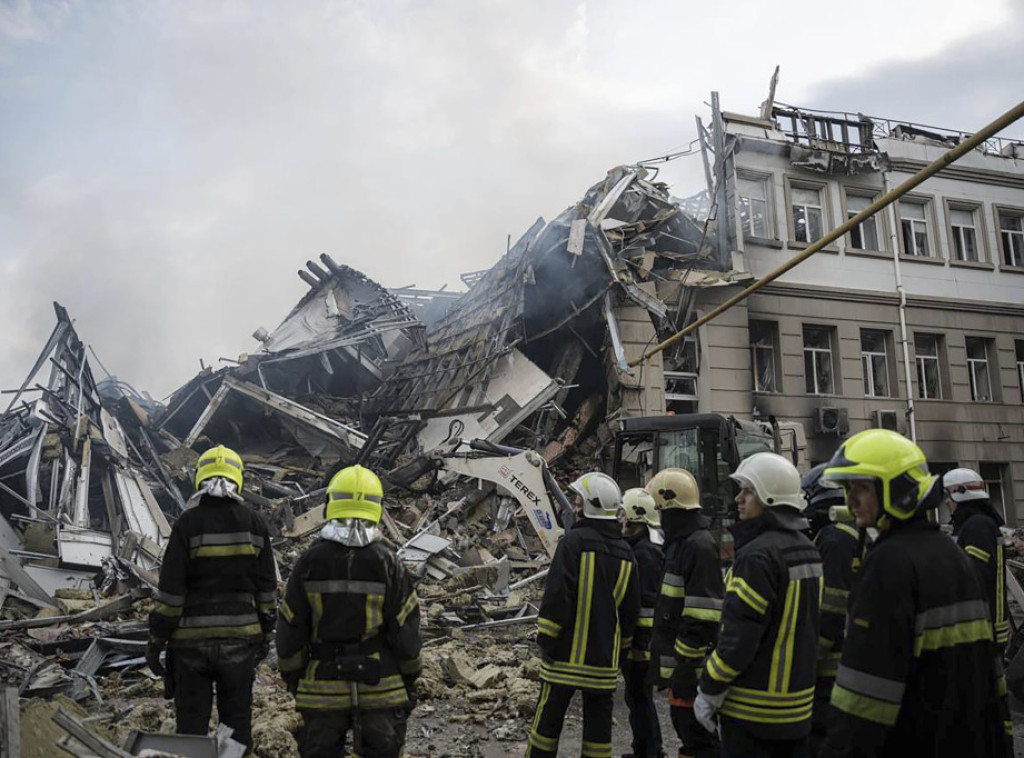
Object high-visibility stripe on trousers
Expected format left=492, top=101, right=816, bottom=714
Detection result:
left=527, top=681, right=613, bottom=758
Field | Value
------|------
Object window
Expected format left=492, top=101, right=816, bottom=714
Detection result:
left=738, top=175, right=771, bottom=239
left=949, top=206, right=980, bottom=262
left=750, top=320, right=780, bottom=392
left=861, top=329, right=891, bottom=397
left=1017, top=341, right=1024, bottom=403
left=803, top=325, right=835, bottom=395
left=997, top=209, right=1024, bottom=267
left=791, top=185, right=825, bottom=244
left=979, top=463, right=1008, bottom=522
left=847, top=192, right=880, bottom=250
left=900, top=200, right=931, bottom=256
left=914, top=333, right=942, bottom=399
left=965, top=337, right=992, bottom=402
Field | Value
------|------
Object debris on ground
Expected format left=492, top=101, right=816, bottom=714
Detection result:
left=0, top=165, right=730, bottom=755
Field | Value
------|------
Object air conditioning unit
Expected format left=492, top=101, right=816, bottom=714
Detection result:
left=873, top=409, right=900, bottom=432
left=815, top=406, right=849, bottom=436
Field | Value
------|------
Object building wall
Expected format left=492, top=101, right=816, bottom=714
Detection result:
left=693, top=112, right=1024, bottom=523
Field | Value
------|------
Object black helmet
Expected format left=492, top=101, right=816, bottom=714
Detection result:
left=802, top=463, right=845, bottom=537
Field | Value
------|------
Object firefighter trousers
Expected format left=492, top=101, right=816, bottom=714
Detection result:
left=527, top=681, right=613, bottom=758
left=172, top=639, right=259, bottom=750
left=669, top=704, right=717, bottom=758
left=622, top=658, right=662, bottom=757
left=720, top=723, right=808, bottom=758
left=298, top=708, right=408, bottom=758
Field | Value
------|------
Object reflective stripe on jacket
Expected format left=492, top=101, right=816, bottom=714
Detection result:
left=651, top=509, right=724, bottom=688
left=952, top=501, right=1009, bottom=647
left=536, top=518, right=640, bottom=691
left=149, top=495, right=276, bottom=645
left=698, top=511, right=822, bottom=741
left=276, top=538, right=421, bottom=711
left=821, top=509, right=1008, bottom=758
left=624, top=531, right=664, bottom=661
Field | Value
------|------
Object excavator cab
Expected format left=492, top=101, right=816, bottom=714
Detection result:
left=611, top=413, right=794, bottom=560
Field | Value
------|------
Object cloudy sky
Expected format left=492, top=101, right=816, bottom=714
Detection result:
left=2, top=0, right=1022, bottom=400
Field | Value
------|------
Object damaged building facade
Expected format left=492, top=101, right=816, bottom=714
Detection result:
left=695, top=100, right=1024, bottom=523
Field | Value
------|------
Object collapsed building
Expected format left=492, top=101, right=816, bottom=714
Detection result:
left=3, top=93, right=1024, bottom=754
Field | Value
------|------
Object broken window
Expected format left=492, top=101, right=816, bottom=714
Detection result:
left=899, top=200, right=931, bottom=256
left=860, top=329, right=891, bottom=398
left=846, top=192, right=880, bottom=251
left=791, top=185, right=825, bottom=244
left=750, top=320, right=779, bottom=393
left=738, top=174, right=771, bottom=239
left=997, top=208, right=1024, bottom=267
left=966, top=337, right=994, bottom=402
left=949, top=206, right=980, bottom=262
left=1017, top=340, right=1024, bottom=403
left=914, top=333, right=943, bottom=399
left=803, top=325, right=835, bottom=395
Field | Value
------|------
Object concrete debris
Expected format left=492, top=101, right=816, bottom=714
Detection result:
left=1, top=164, right=739, bottom=756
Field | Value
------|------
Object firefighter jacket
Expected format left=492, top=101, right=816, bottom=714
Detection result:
left=149, top=495, right=276, bottom=646
left=952, top=499, right=1009, bottom=648
left=822, top=501, right=1008, bottom=758
left=276, top=536, right=421, bottom=711
left=698, top=509, right=823, bottom=741
left=624, top=530, right=664, bottom=661
left=814, top=520, right=864, bottom=681
left=536, top=518, right=640, bottom=692
left=651, top=509, right=724, bottom=690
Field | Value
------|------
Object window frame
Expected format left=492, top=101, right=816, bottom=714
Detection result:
left=784, top=177, right=831, bottom=248
left=965, top=336, right=994, bottom=403
left=897, top=194, right=940, bottom=261
left=749, top=319, right=781, bottom=393
left=914, top=332, right=944, bottom=400
left=860, top=328, right=892, bottom=398
left=841, top=185, right=887, bottom=255
left=737, top=170, right=775, bottom=242
left=944, top=199, right=989, bottom=268
left=993, top=204, right=1024, bottom=270
left=803, top=324, right=837, bottom=396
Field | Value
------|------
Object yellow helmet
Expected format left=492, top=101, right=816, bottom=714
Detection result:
left=822, top=429, right=935, bottom=521
left=621, top=488, right=661, bottom=527
left=326, top=465, right=384, bottom=523
left=194, top=445, right=244, bottom=493
left=646, top=468, right=700, bottom=510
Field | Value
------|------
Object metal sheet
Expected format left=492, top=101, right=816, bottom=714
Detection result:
left=23, top=564, right=97, bottom=597
left=57, top=528, right=113, bottom=569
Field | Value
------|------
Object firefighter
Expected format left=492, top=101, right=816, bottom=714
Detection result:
left=819, top=430, right=1008, bottom=758
left=147, top=445, right=276, bottom=753
left=527, top=471, right=640, bottom=758
left=647, top=468, right=723, bottom=758
left=276, top=464, right=421, bottom=758
left=802, top=465, right=867, bottom=754
left=694, top=452, right=822, bottom=758
left=619, top=487, right=666, bottom=758
left=943, top=467, right=1012, bottom=743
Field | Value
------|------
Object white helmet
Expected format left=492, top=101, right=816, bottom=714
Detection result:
left=943, top=468, right=988, bottom=503
left=731, top=452, right=807, bottom=511
left=621, top=488, right=661, bottom=527
left=569, top=472, right=622, bottom=520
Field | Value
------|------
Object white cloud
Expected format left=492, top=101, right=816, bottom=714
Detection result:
left=0, top=0, right=1016, bottom=398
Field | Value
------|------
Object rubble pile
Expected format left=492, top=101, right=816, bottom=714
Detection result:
left=0, top=166, right=727, bottom=755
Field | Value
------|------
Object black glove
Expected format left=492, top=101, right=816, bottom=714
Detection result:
left=282, top=672, right=300, bottom=695
left=670, top=661, right=698, bottom=702
left=256, top=633, right=272, bottom=663
left=146, top=640, right=167, bottom=678
left=403, top=676, right=419, bottom=711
